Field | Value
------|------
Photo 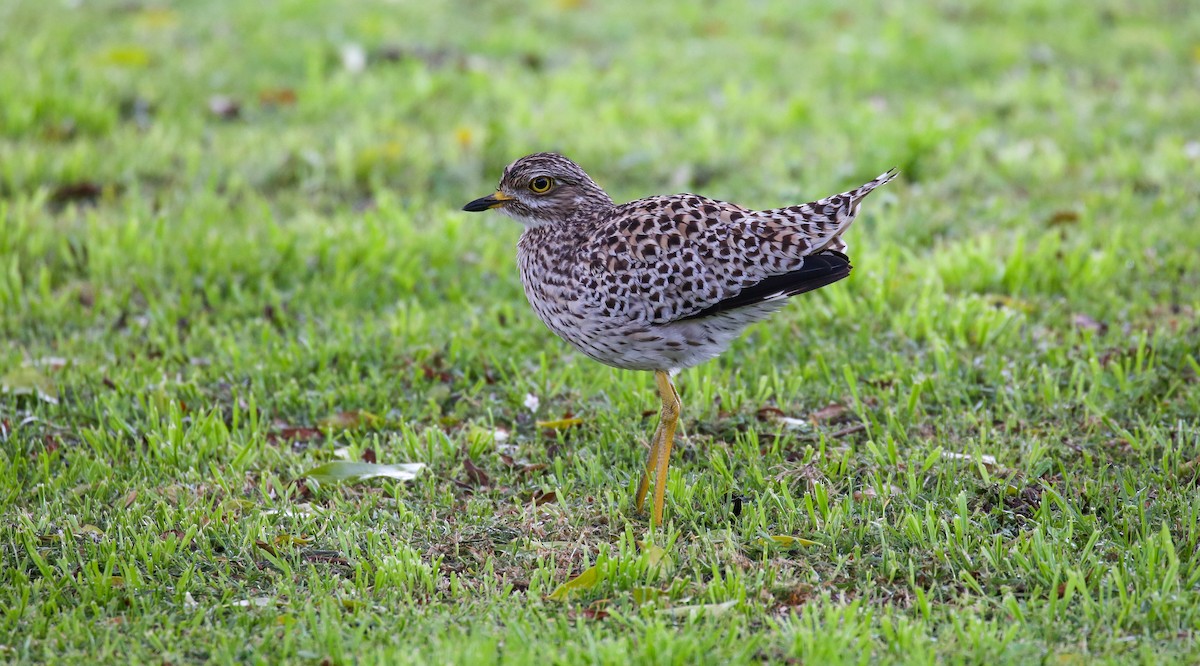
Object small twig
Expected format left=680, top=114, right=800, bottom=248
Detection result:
left=830, top=423, right=867, bottom=439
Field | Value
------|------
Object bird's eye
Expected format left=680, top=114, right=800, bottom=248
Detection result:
left=529, top=176, right=553, bottom=193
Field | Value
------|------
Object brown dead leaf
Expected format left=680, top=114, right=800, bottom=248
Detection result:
left=580, top=606, right=610, bottom=620
left=533, top=490, right=557, bottom=506
left=258, top=88, right=297, bottom=107
left=289, top=478, right=313, bottom=501
left=462, top=454, right=490, bottom=487
left=269, top=425, right=322, bottom=444
left=1047, top=210, right=1080, bottom=226
left=830, top=423, right=867, bottom=439
left=755, top=406, right=786, bottom=421
left=50, top=182, right=103, bottom=207
left=810, top=402, right=853, bottom=425
left=361, top=447, right=377, bottom=464
left=421, top=364, right=452, bottom=383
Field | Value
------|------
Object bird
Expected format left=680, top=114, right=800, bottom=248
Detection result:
left=463, top=153, right=896, bottom=526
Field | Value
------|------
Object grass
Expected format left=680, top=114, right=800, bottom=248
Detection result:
left=2, top=0, right=1199, bottom=663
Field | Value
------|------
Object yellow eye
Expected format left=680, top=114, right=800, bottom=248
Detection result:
left=529, top=176, right=553, bottom=193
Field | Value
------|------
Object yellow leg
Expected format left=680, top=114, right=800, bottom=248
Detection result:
left=634, top=419, right=664, bottom=512
left=634, top=370, right=681, bottom=527
left=651, top=372, right=681, bottom=526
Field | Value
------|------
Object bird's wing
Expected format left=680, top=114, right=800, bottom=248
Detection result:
left=579, top=170, right=895, bottom=324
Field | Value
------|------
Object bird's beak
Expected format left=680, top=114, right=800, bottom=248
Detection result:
left=462, top=190, right=514, bottom=212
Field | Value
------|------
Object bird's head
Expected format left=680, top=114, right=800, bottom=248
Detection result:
left=462, top=152, right=614, bottom=227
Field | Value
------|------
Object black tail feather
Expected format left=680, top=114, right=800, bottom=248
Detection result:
left=678, top=251, right=852, bottom=321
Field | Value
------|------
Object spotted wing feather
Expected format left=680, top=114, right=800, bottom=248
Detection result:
left=579, top=170, right=895, bottom=325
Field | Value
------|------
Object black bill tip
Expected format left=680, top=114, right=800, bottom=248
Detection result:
left=462, top=191, right=512, bottom=212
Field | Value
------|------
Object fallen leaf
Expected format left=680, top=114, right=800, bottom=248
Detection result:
left=548, top=564, right=600, bottom=601
left=532, top=490, right=557, bottom=506
left=637, top=541, right=675, bottom=577
left=518, top=463, right=548, bottom=476
left=1, top=366, right=58, bottom=404
left=536, top=417, right=583, bottom=430
left=830, top=423, right=867, bottom=438
left=462, top=454, right=490, bottom=487
left=810, top=402, right=853, bottom=425
left=258, top=88, right=297, bottom=107
left=631, top=587, right=664, bottom=605
left=580, top=606, right=609, bottom=620
left=100, top=45, right=151, bottom=67
left=755, top=406, right=786, bottom=420
left=269, top=425, right=323, bottom=443
left=1047, top=210, right=1080, bottom=226
left=50, top=182, right=104, bottom=207
left=361, top=447, right=377, bottom=464
left=302, top=461, right=426, bottom=485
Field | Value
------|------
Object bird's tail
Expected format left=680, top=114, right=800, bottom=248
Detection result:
left=845, top=168, right=898, bottom=212
left=809, top=168, right=898, bottom=254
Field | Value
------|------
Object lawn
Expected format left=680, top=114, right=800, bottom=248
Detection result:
left=2, top=0, right=1199, bottom=663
